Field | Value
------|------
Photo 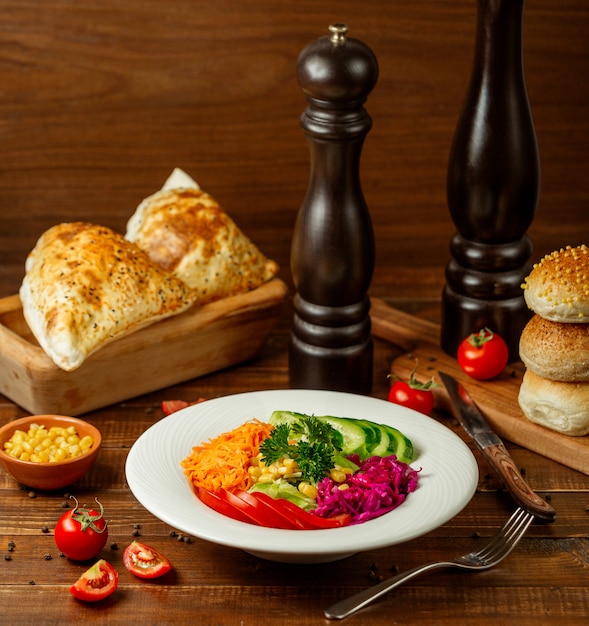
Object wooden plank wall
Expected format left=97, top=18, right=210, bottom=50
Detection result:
left=1, top=1, right=587, bottom=302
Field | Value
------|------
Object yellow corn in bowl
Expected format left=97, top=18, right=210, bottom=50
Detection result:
left=0, top=415, right=101, bottom=490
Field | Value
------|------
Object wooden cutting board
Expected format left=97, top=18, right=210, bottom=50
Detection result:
left=370, top=297, right=589, bottom=476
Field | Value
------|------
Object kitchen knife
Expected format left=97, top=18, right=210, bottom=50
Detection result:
left=438, top=371, right=556, bottom=522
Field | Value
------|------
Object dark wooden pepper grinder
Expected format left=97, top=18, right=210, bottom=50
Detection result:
left=289, top=24, right=378, bottom=393
left=441, top=0, right=540, bottom=362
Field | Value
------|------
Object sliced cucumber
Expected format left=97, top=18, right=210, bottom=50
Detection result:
left=370, top=424, right=392, bottom=457
left=269, top=411, right=368, bottom=458
left=353, top=419, right=381, bottom=451
left=381, top=424, right=414, bottom=464
left=268, top=410, right=414, bottom=464
left=317, top=415, right=370, bottom=458
left=352, top=419, right=387, bottom=457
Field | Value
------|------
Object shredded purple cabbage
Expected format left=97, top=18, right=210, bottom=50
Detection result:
left=313, top=455, right=420, bottom=524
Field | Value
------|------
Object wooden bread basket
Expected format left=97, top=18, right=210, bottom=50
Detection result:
left=0, top=278, right=288, bottom=416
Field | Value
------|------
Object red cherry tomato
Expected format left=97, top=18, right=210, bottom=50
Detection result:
left=69, top=559, right=118, bottom=602
left=457, top=328, right=509, bottom=380
left=388, top=361, right=437, bottom=415
left=161, top=398, right=207, bottom=415
left=54, top=496, right=108, bottom=561
left=123, top=541, right=172, bottom=579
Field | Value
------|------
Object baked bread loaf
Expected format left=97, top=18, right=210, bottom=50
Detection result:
left=522, top=244, right=589, bottom=322
left=519, top=314, right=589, bottom=382
left=518, top=369, right=589, bottom=436
left=125, top=187, right=279, bottom=304
left=20, top=222, right=197, bottom=371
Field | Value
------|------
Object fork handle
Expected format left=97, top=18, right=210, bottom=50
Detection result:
left=324, top=561, right=448, bottom=620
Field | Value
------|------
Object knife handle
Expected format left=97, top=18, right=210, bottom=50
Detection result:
left=481, top=443, right=556, bottom=522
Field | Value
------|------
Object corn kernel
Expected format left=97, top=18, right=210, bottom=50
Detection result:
left=298, top=482, right=318, bottom=500
left=329, top=469, right=347, bottom=483
left=53, top=448, right=67, bottom=462
left=38, top=450, right=50, bottom=463
left=2, top=423, right=93, bottom=463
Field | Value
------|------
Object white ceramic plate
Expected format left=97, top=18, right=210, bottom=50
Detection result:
left=126, top=389, right=478, bottom=563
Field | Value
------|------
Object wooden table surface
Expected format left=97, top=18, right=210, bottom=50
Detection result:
left=1, top=1, right=588, bottom=624
left=1, top=296, right=588, bottom=625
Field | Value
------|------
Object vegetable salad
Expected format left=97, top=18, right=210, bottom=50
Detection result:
left=181, top=411, right=420, bottom=529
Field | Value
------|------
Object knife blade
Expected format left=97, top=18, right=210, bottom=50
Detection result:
left=438, top=371, right=556, bottom=522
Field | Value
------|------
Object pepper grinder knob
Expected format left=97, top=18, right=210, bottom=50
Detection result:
left=289, top=24, right=378, bottom=394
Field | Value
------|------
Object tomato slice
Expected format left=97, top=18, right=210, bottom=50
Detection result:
left=247, top=491, right=312, bottom=530
left=123, top=541, right=172, bottom=579
left=198, top=487, right=253, bottom=524
left=253, top=494, right=351, bottom=529
left=198, top=487, right=351, bottom=530
left=233, top=490, right=300, bottom=530
left=69, top=559, right=118, bottom=602
left=217, top=488, right=280, bottom=527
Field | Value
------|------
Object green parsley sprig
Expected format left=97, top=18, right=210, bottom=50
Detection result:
left=259, top=416, right=343, bottom=483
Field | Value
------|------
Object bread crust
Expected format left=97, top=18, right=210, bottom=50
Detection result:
left=518, top=369, right=589, bottom=436
left=522, top=244, right=589, bottom=322
left=519, top=314, right=589, bottom=381
left=20, top=222, right=197, bottom=371
left=126, top=188, right=279, bottom=304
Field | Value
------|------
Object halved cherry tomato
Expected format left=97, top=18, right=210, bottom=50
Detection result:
left=457, top=327, right=509, bottom=380
left=123, top=541, right=172, bottom=579
left=69, top=559, right=118, bottom=602
left=198, top=487, right=252, bottom=523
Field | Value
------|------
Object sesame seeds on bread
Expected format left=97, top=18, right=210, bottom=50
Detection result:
left=522, top=244, right=589, bottom=322
left=518, top=243, right=589, bottom=435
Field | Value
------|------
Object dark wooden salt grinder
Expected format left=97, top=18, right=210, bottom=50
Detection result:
left=441, top=0, right=539, bottom=361
left=289, top=24, right=378, bottom=393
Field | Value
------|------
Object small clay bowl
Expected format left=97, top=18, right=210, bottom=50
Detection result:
left=0, top=415, right=101, bottom=490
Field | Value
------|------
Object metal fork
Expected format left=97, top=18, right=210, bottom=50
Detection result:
left=324, top=507, right=534, bottom=620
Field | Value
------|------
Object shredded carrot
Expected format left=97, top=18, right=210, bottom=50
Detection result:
left=181, top=419, right=274, bottom=494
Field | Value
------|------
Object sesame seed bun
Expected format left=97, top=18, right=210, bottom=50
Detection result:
left=518, top=369, right=589, bottom=436
left=522, top=244, right=589, bottom=322
left=519, top=314, right=589, bottom=382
